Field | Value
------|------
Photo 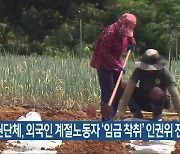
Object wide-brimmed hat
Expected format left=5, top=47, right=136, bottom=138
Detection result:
left=135, top=49, right=167, bottom=70
left=120, top=13, right=136, bottom=37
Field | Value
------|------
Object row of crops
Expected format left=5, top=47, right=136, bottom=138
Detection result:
left=0, top=55, right=179, bottom=108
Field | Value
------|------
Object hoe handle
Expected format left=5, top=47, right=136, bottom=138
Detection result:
left=108, top=49, right=132, bottom=106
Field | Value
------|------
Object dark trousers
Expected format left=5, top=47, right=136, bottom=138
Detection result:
left=97, top=66, right=124, bottom=121
left=128, top=87, right=164, bottom=120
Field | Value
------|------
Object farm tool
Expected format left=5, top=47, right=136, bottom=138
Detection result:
left=100, top=49, right=132, bottom=119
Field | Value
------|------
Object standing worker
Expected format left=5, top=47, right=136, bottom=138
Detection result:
left=115, top=49, right=180, bottom=120
left=90, top=13, right=137, bottom=121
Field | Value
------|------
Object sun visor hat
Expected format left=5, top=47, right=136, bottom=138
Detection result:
left=120, top=13, right=136, bottom=37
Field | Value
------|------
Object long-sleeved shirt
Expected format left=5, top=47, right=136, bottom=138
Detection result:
left=90, top=21, right=135, bottom=72
left=118, top=68, right=180, bottom=119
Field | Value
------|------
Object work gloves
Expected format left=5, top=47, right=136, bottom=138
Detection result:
left=127, top=44, right=135, bottom=52
left=119, top=65, right=126, bottom=74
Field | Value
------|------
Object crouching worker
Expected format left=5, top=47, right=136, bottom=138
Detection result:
left=114, top=49, right=180, bottom=120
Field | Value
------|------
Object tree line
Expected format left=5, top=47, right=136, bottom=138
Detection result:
left=0, top=0, right=179, bottom=58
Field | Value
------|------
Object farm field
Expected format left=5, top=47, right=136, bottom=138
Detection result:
left=0, top=106, right=180, bottom=153
left=0, top=55, right=179, bottom=153
left=0, top=55, right=179, bottom=108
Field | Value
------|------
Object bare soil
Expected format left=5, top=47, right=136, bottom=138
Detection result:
left=0, top=106, right=179, bottom=154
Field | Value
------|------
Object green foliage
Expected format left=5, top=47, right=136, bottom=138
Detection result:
left=0, top=0, right=179, bottom=58
left=83, top=21, right=102, bottom=43
left=0, top=23, right=30, bottom=55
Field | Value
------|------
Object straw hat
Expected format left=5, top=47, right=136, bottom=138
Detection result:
left=135, top=49, right=167, bottom=70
